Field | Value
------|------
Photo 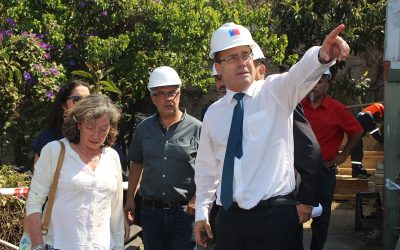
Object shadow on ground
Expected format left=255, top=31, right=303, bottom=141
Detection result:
left=303, top=201, right=383, bottom=250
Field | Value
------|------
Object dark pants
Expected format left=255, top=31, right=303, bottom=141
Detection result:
left=310, top=168, right=336, bottom=250
left=141, top=203, right=196, bottom=250
left=215, top=203, right=303, bottom=250
left=350, top=139, right=365, bottom=175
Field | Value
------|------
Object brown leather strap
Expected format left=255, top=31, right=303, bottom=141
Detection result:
left=41, top=141, right=65, bottom=234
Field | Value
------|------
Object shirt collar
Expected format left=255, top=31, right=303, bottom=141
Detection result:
left=303, top=94, right=330, bottom=109
left=224, top=80, right=257, bottom=104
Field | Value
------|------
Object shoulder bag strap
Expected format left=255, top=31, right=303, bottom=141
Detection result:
left=41, top=141, right=65, bottom=234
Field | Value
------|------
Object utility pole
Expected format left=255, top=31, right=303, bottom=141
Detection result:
left=383, top=0, right=400, bottom=249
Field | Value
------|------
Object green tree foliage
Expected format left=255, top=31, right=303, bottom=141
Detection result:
left=1, top=0, right=288, bottom=165
left=0, top=0, right=386, bottom=165
left=0, top=29, right=65, bottom=165
left=268, top=0, right=386, bottom=99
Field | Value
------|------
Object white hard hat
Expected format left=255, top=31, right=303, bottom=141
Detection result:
left=252, top=43, right=265, bottom=60
left=209, top=22, right=257, bottom=59
left=147, top=66, right=182, bottom=91
left=211, top=64, right=217, bottom=76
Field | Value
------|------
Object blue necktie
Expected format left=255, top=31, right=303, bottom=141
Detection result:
left=220, top=92, right=245, bottom=210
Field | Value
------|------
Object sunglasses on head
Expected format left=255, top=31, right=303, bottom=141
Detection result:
left=67, top=95, right=83, bottom=104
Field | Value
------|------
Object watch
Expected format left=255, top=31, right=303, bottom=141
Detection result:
left=318, top=50, right=333, bottom=64
left=32, top=244, right=46, bottom=250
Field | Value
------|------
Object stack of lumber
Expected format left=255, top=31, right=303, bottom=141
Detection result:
left=334, top=151, right=384, bottom=201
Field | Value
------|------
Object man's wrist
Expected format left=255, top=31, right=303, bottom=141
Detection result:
left=318, top=49, right=333, bottom=64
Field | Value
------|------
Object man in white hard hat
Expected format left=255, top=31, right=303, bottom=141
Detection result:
left=301, top=68, right=363, bottom=250
left=194, top=22, right=350, bottom=249
left=125, top=66, right=201, bottom=250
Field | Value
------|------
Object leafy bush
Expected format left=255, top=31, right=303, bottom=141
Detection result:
left=0, top=165, right=30, bottom=246
left=0, top=25, right=66, bottom=165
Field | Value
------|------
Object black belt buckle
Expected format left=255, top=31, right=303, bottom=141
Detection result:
left=161, top=201, right=172, bottom=210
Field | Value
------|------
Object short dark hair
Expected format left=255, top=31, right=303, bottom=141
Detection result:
left=62, top=94, right=121, bottom=146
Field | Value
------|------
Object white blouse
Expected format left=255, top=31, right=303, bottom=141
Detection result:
left=26, top=138, right=124, bottom=250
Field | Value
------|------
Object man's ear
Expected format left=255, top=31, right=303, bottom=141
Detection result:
left=259, top=64, right=267, bottom=79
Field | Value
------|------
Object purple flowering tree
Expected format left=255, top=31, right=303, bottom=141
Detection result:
left=0, top=26, right=65, bottom=166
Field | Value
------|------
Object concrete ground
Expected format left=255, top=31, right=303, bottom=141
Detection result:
left=125, top=201, right=383, bottom=250
left=303, top=201, right=383, bottom=250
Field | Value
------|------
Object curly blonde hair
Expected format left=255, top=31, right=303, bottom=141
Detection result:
left=62, top=94, right=121, bottom=146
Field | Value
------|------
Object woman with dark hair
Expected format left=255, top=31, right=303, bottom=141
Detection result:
left=32, top=80, right=90, bottom=164
left=26, top=94, right=127, bottom=249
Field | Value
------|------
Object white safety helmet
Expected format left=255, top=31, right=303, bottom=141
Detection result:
left=147, top=66, right=182, bottom=91
left=252, top=43, right=265, bottom=60
left=209, top=22, right=257, bottom=59
left=211, top=64, right=217, bottom=76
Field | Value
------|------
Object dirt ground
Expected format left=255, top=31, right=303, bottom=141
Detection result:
left=303, top=201, right=383, bottom=250
left=126, top=201, right=383, bottom=250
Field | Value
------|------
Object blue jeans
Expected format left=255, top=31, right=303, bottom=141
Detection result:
left=141, top=203, right=196, bottom=250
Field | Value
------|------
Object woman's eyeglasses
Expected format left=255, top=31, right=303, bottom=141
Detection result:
left=67, top=95, right=83, bottom=104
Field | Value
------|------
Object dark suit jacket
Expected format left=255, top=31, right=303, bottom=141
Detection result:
left=293, top=103, right=322, bottom=207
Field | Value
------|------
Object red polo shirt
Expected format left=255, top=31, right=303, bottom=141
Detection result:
left=301, top=96, right=363, bottom=161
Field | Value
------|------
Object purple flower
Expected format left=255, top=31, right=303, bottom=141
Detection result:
left=79, top=1, right=86, bottom=8
left=46, top=90, right=55, bottom=98
left=44, top=53, right=51, bottom=60
left=39, top=42, right=51, bottom=50
left=50, top=67, right=59, bottom=75
left=44, top=70, right=49, bottom=76
left=101, top=11, right=108, bottom=16
left=34, top=64, right=43, bottom=72
left=37, top=34, right=44, bottom=39
left=65, top=43, right=73, bottom=50
left=68, top=59, right=76, bottom=66
left=21, top=31, right=28, bottom=36
left=23, top=71, right=32, bottom=80
left=6, top=18, right=16, bottom=27
left=4, top=30, right=13, bottom=37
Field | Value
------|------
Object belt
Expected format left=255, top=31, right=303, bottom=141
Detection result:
left=230, top=194, right=299, bottom=209
left=142, top=199, right=188, bottom=209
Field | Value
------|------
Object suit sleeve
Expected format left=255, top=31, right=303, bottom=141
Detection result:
left=293, top=104, right=322, bottom=206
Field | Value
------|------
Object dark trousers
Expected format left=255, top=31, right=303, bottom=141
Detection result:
left=141, top=203, right=195, bottom=250
left=310, top=169, right=336, bottom=250
left=215, top=203, right=303, bottom=250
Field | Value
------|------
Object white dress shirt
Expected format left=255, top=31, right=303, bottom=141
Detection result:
left=26, top=138, right=124, bottom=249
left=195, top=46, right=334, bottom=221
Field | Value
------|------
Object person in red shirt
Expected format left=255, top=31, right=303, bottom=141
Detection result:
left=350, top=103, right=384, bottom=178
left=301, top=69, right=363, bottom=250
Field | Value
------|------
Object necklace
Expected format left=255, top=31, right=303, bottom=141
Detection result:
left=76, top=143, right=102, bottom=167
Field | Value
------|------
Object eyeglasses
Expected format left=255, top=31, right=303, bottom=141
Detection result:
left=219, top=53, right=253, bottom=64
left=67, top=95, right=83, bottom=104
left=151, top=89, right=180, bottom=98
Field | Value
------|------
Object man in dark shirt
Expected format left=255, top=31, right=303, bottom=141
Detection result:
left=125, top=66, right=201, bottom=250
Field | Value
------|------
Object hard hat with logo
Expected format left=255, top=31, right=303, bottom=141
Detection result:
left=209, top=22, right=257, bottom=59
left=147, top=66, right=182, bottom=91
left=252, top=43, right=265, bottom=60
